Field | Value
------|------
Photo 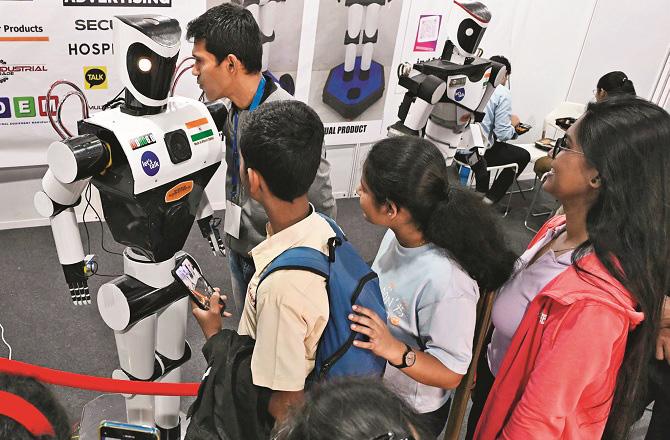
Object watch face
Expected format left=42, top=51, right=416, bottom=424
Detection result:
left=405, top=350, right=416, bottom=367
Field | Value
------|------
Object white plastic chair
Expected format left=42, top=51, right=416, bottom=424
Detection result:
left=541, top=101, right=587, bottom=139
left=454, top=160, right=519, bottom=217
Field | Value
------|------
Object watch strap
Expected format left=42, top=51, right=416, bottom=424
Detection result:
left=390, top=343, right=413, bottom=369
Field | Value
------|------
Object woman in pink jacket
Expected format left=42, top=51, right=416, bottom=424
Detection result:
left=474, top=97, right=670, bottom=440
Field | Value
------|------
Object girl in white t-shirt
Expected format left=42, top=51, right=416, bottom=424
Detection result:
left=349, top=136, right=516, bottom=436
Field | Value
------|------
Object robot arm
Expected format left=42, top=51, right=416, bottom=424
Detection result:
left=388, top=67, right=447, bottom=136
left=195, top=193, right=225, bottom=257
left=34, top=134, right=111, bottom=305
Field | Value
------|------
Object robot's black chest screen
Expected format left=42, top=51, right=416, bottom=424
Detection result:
left=164, top=129, right=192, bottom=164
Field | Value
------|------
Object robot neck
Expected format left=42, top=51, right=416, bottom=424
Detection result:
left=121, top=89, right=166, bottom=116
left=441, top=40, right=471, bottom=65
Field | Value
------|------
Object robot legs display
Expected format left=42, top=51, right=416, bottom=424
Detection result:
left=323, top=0, right=389, bottom=119
left=236, top=0, right=295, bottom=94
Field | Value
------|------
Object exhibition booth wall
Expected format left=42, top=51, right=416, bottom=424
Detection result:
left=0, top=0, right=669, bottom=230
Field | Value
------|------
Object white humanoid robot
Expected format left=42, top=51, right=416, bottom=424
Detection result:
left=33, top=15, right=225, bottom=439
left=323, top=0, right=391, bottom=119
left=232, top=0, right=295, bottom=94
left=388, top=0, right=507, bottom=166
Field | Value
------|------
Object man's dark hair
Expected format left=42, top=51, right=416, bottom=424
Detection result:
left=186, top=3, right=262, bottom=73
left=240, top=100, right=324, bottom=202
left=490, top=55, right=511, bottom=75
left=0, top=374, right=71, bottom=440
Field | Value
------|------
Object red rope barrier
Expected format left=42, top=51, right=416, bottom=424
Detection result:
left=0, top=358, right=199, bottom=396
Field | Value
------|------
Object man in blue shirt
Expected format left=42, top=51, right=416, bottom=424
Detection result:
left=475, top=55, right=530, bottom=204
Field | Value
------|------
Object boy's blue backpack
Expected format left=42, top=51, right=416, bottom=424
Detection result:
left=257, top=214, right=387, bottom=380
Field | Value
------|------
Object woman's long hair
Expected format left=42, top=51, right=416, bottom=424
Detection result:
left=363, top=136, right=516, bottom=292
left=572, top=97, right=670, bottom=439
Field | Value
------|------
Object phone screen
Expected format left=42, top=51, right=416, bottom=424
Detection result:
left=175, top=257, right=215, bottom=309
left=99, top=421, right=159, bottom=440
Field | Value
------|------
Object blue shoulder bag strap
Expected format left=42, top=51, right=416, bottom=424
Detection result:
left=257, top=214, right=343, bottom=290
left=257, top=247, right=331, bottom=290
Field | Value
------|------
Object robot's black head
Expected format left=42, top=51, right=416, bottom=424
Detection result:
left=114, top=15, right=182, bottom=114
left=457, top=18, right=486, bottom=56
left=450, top=1, right=491, bottom=57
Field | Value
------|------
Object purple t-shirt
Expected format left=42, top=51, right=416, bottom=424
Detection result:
left=487, top=225, right=573, bottom=376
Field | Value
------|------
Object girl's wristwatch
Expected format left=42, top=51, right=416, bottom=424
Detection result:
left=390, top=343, right=416, bottom=369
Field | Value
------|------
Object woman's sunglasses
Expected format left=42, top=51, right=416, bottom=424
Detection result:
left=551, top=136, right=585, bottom=159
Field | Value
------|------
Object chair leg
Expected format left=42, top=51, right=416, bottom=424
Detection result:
left=502, top=186, right=513, bottom=217
left=514, top=178, right=527, bottom=201
left=524, top=178, right=549, bottom=232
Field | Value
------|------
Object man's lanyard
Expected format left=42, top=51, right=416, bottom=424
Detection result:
left=230, top=75, right=266, bottom=200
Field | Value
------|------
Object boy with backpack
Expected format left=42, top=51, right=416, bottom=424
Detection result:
left=188, top=100, right=385, bottom=439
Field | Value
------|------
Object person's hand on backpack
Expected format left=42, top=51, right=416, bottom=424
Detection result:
left=349, top=305, right=406, bottom=366
left=192, top=288, right=232, bottom=340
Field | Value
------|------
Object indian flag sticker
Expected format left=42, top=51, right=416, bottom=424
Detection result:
left=186, top=117, right=215, bottom=145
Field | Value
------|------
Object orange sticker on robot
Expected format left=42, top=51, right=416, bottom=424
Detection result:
left=165, top=181, right=194, bottom=203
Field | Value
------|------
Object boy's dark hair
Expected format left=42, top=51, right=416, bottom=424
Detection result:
left=240, top=100, right=324, bottom=202
left=0, top=374, right=70, bottom=440
left=186, top=3, right=262, bottom=73
left=490, top=55, right=511, bottom=75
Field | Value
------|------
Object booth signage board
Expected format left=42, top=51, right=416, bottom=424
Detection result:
left=0, top=0, right=205, bottom=168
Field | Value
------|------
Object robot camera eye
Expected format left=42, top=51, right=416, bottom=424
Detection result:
left=465, top=28, right=474, bottom=36
left=138, top=58, right=152, bottom=72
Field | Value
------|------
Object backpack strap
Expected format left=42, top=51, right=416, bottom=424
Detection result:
left=316, top=213, right=347, bottom=241
left=257, top=247, right=330, bottom=296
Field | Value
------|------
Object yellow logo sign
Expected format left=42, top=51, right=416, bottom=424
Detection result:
left=83, top=66, right=107, bottom=90
left=165, top=180, right=194, bottom=203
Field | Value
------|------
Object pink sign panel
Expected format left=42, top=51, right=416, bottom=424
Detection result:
left=414, top=14, right=442, bottom=52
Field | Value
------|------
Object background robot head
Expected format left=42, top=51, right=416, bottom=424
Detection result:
left=447, top=1, right=491, bottom=57
left=114, top=15, right=181, bottom=112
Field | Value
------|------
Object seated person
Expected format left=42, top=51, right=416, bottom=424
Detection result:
left=191, top=100, right=331, bottom=427
left=471, top=55, right=531, bottom=205
left=273, top=377, right=432, bottom=440
left=0, top=373, right=71, bottom=440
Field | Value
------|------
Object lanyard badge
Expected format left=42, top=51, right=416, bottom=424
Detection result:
left=230, top=75, right=266, bottom=200
left=225, top=76, right=267, bottom=240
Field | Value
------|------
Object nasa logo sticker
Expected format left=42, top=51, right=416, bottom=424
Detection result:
left=141, top=151, right=160, bottom=176
left=455, top=87, right=466, bottom=102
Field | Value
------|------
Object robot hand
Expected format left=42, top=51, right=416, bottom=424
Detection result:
left=197, top=215, right=226, bottom=257
left=62, top=261, right=91, bottom=305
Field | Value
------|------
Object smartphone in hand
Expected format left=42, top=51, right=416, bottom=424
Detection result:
left=172, top=255, right=224, bottom=312
left=99, top=421, right=159, bottom=440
